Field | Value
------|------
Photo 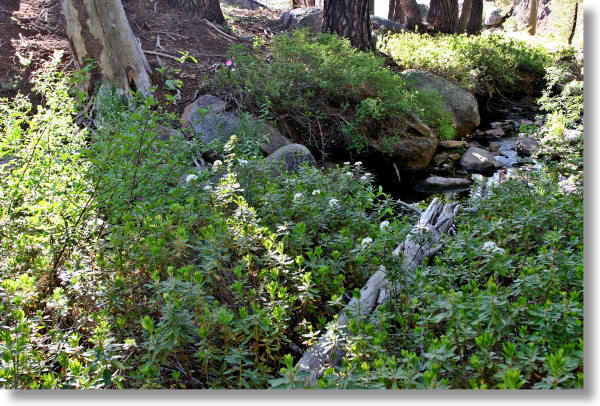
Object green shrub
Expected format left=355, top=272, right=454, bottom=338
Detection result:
left=207, top=29, right=453, bottom=156
left=379, top=31, right=553, bottom=97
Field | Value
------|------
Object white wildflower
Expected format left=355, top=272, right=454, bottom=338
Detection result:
left=329, top=198, right=339, bottom=207
left=343, top=161, right=350, bottom=166
left=238, top=159, right=249, bottom=165
left=312, top=189, right=321, bottom=196
left=203, top=185, right=213, bottom=191
left=346, top=171, right=353, bottom=177
left=185, top=174, right=198, bottom=183
left=380, top=220, right=390, bottom=232
left=293, top=192, right=303, bottom=202
left=360, top=175, right=368, bottom=182
left=482, top=241, right=505, bottom=254
left=212, top=160, right=223, bottom=171
left=361, top=237, right=373, bottom=249
left=354, top=161, right=363, bottom=167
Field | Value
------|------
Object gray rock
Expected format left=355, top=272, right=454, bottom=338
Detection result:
left=221, top=0, right=268, bottom=10
left=515, top=136, right=539, bottom=157
left=564, top=129, right=583, bottom=144
left=460, top=147, right=503, bottom=174
left=401, top=69, right=480, bottom=138
left=258, top=123, right=292, bottom=156
left=265, top=144, right=317, bottom=173
left=488, top=142, right=500, bottom=152
left=156, top=124, right=184, bottom=143
left=182, top=94, right=292, bottom=157
left=484, top=7, right=503, bottom=26
left=486, top=127, right=505, bottom=137
left=370, top=16, right=404, bottom=34
left=280, top=7, right=323, bottom=32
left=433, top=152, right=449, bottom=166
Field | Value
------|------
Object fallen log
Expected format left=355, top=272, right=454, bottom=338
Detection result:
left=294, top=197, right=460, bottom=386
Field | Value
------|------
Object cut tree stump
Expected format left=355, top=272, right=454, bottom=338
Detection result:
left=294, top=197, right=460, bottom=386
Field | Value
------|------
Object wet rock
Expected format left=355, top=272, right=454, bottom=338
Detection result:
left=280, top=7, right=323, bottom=32
left=515, top=136, right=539, bottom=157
left=438, top=140, right=467, bottom=149
left=433, top=152, right=449, bottom=166
left=488, top=142, right=500, bottom=153
left=265, top=144, right=317, bottom=174
left=469, top=141, right=484, bottom=149
left=401, top=70, right=480, bottom=138
left=449, top=153, right=462, bottom=161
left=460, top=147, right=503, bottom=174
left=486, top=128, right=505, bottom=137
left=416, top=176, right=471, bottom=193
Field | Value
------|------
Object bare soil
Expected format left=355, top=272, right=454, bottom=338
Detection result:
left=0, top=0, right=288, bottom=115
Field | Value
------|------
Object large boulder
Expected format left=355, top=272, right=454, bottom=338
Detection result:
left=371, top=135, right=439, bottom=172
left=484, top=6, right=503, bottom=27
left=182, top=94, right=291, bottom=157
left=280, top=7, right=323, bottom=32
left=401, top=69, right=480, bottom=138
left=370, top=16, right=404, bottom=34
left=265, top=144, right=317, bottom=173
left=460, top=147, right=503, bottom=174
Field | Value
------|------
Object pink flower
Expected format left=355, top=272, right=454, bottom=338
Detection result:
left=226, top=59, right=233, bottom=67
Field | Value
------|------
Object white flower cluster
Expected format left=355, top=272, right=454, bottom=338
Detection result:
left=185, top=174, right=198, bottom=183
left=328, top=198, right=339, bottom=207
left=361, top=237, right=373, bottom=249
left=379, top=220, right=390, bottom=232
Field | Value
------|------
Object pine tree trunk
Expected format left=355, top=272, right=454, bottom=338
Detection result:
left=529, top=0, right=538, bottom=35
left=401, top=0, right=423, bottom=31
left=426, top=0, right=459, bottom=33
left=323, top=0, right=373, bottom=51
left=466, top=0, right=483, bottom=35
left=167, top=0, right=225, bottom=24
left=369, top=0, right=375, bottom=15
left=456, top=0, right=473, bottom=34
left=388, top=0, right=405, bottom=23
left=62, top=0, right=152, bottom=96
left=567, top=2, right=579, bottom=45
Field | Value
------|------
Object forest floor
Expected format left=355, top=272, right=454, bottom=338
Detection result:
left=0, top=0, right=287, bottom=115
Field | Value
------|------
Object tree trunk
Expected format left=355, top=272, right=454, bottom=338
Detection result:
left=529, top=0, right=538, bottom=35
left=293, top=0, right=316, bottom=7
left=426, top=0, right=459, bottom=34
left=167, top=0, right=225, bottom=24
left=62, top=0, right=152, bottom=97
left=369, top=0, right=375, bottom=15
left=401, top=0, right=423, bottom=31
left=567, top=2, right=579, bottom=45
left=388, top=0, right=405, bottom=24
left=323, top=0, right=373, bottom=51
left=466, top=0, right=483, bottom=35
left=456, top=0, right=473, bottom=34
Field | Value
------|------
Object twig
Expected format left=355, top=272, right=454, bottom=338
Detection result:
left=142, top=50, right=182, bottom=61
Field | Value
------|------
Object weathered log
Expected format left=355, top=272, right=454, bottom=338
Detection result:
left=294, top=197, right=460, bottom=386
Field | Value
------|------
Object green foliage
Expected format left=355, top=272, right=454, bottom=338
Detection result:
left=273, top=173, right=583, bottom=389
left=379, top=31, right=553, bottom=97
left=207, top=29, right=453, bottom=155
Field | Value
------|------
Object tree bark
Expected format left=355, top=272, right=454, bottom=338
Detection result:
left=466, top=0, right=483, bottom=35
left=401, top=0, right=423, bottom=31
left=567, top=2, right=579, bottom=45
left=166, top=0, right=225, bottom=24
left=293, top=0, right=316, bottom=7
left=426, top=0, right=459, bottom=34
left=529, top=0, right=538, bottom=35
left=323, top=0, right=373, bottom=51
left=62, top=0, right=152, bottom=96
left=369, top=0, right=375, bottom=15
left=456, top=0, right=473, bottom=34
left=388, top=0, right=405, bottom=24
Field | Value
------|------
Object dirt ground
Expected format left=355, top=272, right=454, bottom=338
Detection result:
left=0, top=0, right=288, bottom=114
